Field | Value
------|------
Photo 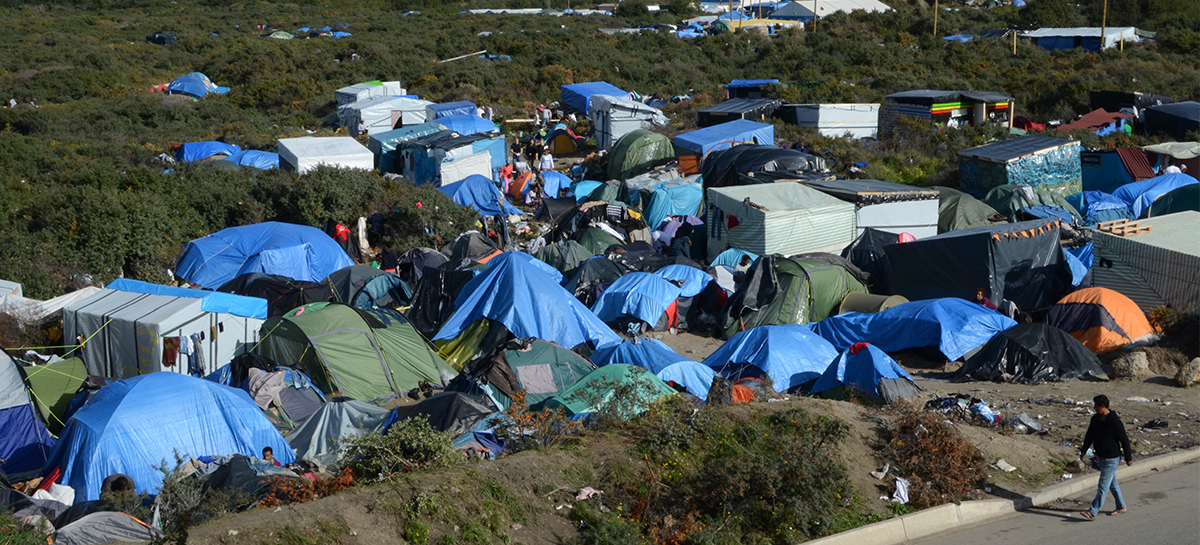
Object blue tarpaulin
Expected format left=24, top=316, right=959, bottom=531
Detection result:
left=725, top=79, right=779, bottom=89
left=542, top=171, right=573, bottom=198
left=427, top=101, right=477, bottom=120
left=653, top=264, right=714, bottom=297
left=591, top=337, right=693, bottom=372
left=438, top=114, right=498, bottom=136
left=673, top=119, right=775, bottom=156
left=561, top=82, right=629, bottom=115
left=435, top=252, right=620, bottom=349
left=811, top=298, right=1016, bottom=361
left=702, top=324, right=839, bottom=391
left=501, top=251, right=564, bottom=284
left=943, top=34, right=975, bottom=42
left=175, top=222, right=355, bottom=289
left=644, top=180, right=704, bottom=229
left=368, top=122, right=446, bottom=175
left=176, top=141, right=241, bottom=162
left=106, top=278, right=269, bottom=319
left=167, top=72, right=229, bottom=98
left=1066, top=190, right=1134, bottom=224
left=45, top=373, right=293, bottom=501
left=570, top=180, right=604, bottom=203
left=656, top=360, right=716, bottom=400
left=1064, top=242, right=1094, bottom=286
left=331, top=31, right=352, bottom=38
left=592, top=272, right=682, bottom=325
left=439, top=174, right=522, bottom=218
left=1112, top=172, right=1199, bottom=218
left=710, top=248, right=757, bottom=269
left=222, top=150, right=279, bottom=169
left=1020, top=205, right=1079, bottom=223
left=810, top=344, right=915, bottom=399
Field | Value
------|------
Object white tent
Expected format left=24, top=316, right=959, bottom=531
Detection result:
left=589, top=95, right=668, bottom=150
left=779, top=103, right=880, bottom=138
left=1, top=286, right=104, bottom=323
left=707, top=183, right=857, bottom=260
left=439, top=150, right=493, bottom=186
left=1021, top=27, right=1144, bottom=51
left=334, top=81, right=404, bottom=106
left=63, top=290, right=263, bottom=379
left=802, top=179, right=939, bottom=238
left=338, top=96, right=433, bottom=135
left=277, top=137, right=374, bottom=174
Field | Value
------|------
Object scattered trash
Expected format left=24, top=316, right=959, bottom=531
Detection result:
left=1060, top=442, right=1073, bottom=447
left=576, top=487, right=603, bottom=500
left=870, top=463, right=891, bottom=480
left=511, top=523, right=522, bottom=531
left=1125, top=396, right=1152, bottom=402
left=993, top=459, right=1018, bottom=473
left=1011, top=413, right=1047, bottom=434
left=1144, top=419, right=1169, bottom=429
left=892, top=477, right=910, bottom=504
left=971, top=401, right=1000, bottom=425
left=1062, top=474, right=1073, bottom=480
left=984, top=487, right=993, bottom=493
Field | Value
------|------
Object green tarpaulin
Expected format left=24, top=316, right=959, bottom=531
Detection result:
left=608, top=130, right=675, bottom=181
left=542, top=364, right=676, bottom=417
left=933, top=186, right=1000, bottom=233
left=19, top=357, right=87, bottom=434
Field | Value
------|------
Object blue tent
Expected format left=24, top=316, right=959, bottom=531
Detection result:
left=810, top=298, right=1016, bottom=361
left=176, top=141, right=241, bottom=162
left=1065, top=191, right=1134, bottom=224
left=106, top=278, right=268, bottom=319
left=542, top=171, right=573, bottom=198
left=368, top=122, right=446, bottom=175
left=331, top=31, right=352, bottom=38
left=1112, top=172, right=1198, bottom=217
left=592, top=272, right=682, bottom=326
left=656, top=361, right=716, bottom=400
left=222, top=150, right=279, bottom=170
left=710, top=248, right=758, bottom=269
left=702, top=324, right=839, bottom=391
left=438, top=114, right=498, bottom=136
left=45, top=373, right=293, bottom=501
left=725, top=79, right=779, bottom=89
left=561, top=82, right=629, bottom=115
left=570, top=180, right=605, bottom=203
left=439, top=175, right=521, bottom=217
left=427, top=101, right=477, bottom=120
left=296, top=27, right=311, bottom=32
left=175, top=222, right=355, bottom=289
left=673, top=119, right=775, bottom=156
left=644, top=181, right=704, bottom=230
left=943, top=34, right=975, bottom=42
left=502, top=251, right=565, bottom=284
left=0, top=353, right=55, bottom=477
left=434, top=252, right=620, bottom=349
left=653, top=264, right=714, bottom=297
left=591, top=337, right=693, bottom=372
left=167, top=72, right=229, bottom=98
left=810, top=344, right=919, bottom=402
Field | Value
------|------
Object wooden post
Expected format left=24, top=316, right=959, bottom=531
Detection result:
left=933, top=0, right=938, bottom=38
left=1012, top=29, right=1017, bottom=54
left=812, top=0, right=818, bottom=30
left=1101, top=0, right=1107, bottom=51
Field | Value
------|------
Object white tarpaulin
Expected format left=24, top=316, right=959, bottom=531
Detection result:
left=440, top=150, right=492, bottom=186
left=334, top=81, right=404, bottom=106
left=339, top=96, right=432, bottom=135
left=277, top=137, right=374, bottom=174
left=589, top=94, right=667, bottom=150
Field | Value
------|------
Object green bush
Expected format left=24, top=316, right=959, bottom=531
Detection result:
left=341, top=416, right=459, bottom=480
left=0, top=511, right=49, bottom=545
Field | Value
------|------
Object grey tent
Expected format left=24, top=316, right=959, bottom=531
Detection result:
left=396, top=247, right=449, bottom=286
left=933, top=186, right=1000, bottom=233
left=534, top=240, right=594, bottom=277
left=285, top=399, right=390, bottom=469
left=325, top=265, right=412, bottom=310
left=389, top=392, right=495, bottom=436
left=53, top=512, right=159, bottom=545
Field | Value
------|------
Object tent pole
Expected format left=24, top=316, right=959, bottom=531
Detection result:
left=1101, top=0, right=1107, bottom=51
left=812, top=0, right=818, bottom=30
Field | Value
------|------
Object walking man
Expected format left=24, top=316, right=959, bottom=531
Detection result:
left=1079, top=394, right=1132, bottom=520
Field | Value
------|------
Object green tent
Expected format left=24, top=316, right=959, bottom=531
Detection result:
left=542, top=364, right=676, bottom=418
left=256, top=303, right=453, bottom=402
left=726, top=256, right=867, bottom=336
left=608, top=130, right=675, bottom=182
left=711, top=19, right=731, bottom=34
left=18, top=357, right=87, bottom=434
left=588, top=183, right=622, bottom=204
left=578, top=228, right=625, bottom=255
left=457, top=340, right=597, bottom=412
left=534, top=240, right=594, bottom=277
left=1147, top=183, right=1199, bottom=217
left=983, top=184, right=1080, bottom=216
left=933, top=186, right=999, bottom=233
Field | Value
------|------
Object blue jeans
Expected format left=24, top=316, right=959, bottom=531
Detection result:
left=1089, top=456, right=1127, bottom=515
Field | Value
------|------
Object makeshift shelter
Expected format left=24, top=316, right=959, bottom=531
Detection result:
left=451, top=339, right=596, bottom=411
left=1065, top=190, right=1135, bottom=224
left=810, top=344, right=920, bottom=403
left=256, top=303, right=453, bottom=401
left=1089, top=89, right=1173, bottom=114
left=218, top=273, right=334, bottom=317
left=0, top=351, right=56, bottom=476
left=803, top=179, right=939, bottom=238
left=222, top=150, right=279, bottom=170
left=1080, top=147, right=1157, bottom=194
left=339, top=96, right=432, bottom=135
left=706, top=183, right=856, bottom=260
left=1058, top=108, right=1133, bottom=135
left=542, top=364, right=676, bottom=417
left=176, top=222, right=355, bottom=288
left=285, top=399, right=390, bottom=468
left=724, top=79, right=780, bottom=99
left=722, top=255, right=867, bottom=334
left=46, top=372, right=293, bottom=501
left=931, top=186, right=998, bottom=233
left=325, top=265, right=412, bottom=310
left=53, top=512, right=159, bottom=544
left=368, top=122, right=446, bottom=174
left=277, top=136, right=374, bottom=174
left=589, top=94, right=668, bottom=150
left=534, top=240, right=594, bottom=277
left=1142, top=141, right=1200, bottom=179
left=565, top=257, right=626, bottom=305
left=699, top=145, right=828, bottom=188
left=388, top=392, right=494, bottom=436
left=592, top=272, right=683, bottom=330
left=674, top=120, right=774, bottom=175
left=696, top=98, right=782, bottom=128
left=335, top=81, right=404, bottom=106
left=396, top=247, right=450, bottom=286
left=983, top=184, right=1080, bottom=216
left=64, top=286, right=265, bottom=378
left=958, top=136, right=1082, bottom=198
left=774, top=103, right=880, bottom=138
left=1092, top=211, right=1200, bottom=312
left=439, top=114, right=500, bottom=136
left=703, top=324, right=839, bottom=391
left=17, top=357, right=87, bottom=434
left=176, top=141, right=240, bottom=162
left=1021, top=27, right=1145, bottom=52
left=561, top=82, right=629, bottom=115
left=951, top=323, right=1104, bottom=383
left=268, top=30, right=294, bottom=39
left=1112, top=172, right=1198, bottom=218
left=883, top=218, right=1071, bottom=311
left=655, top=360, right=716, bottom=400
left=878, top=90, right=1014, bottom=136
left=406, top=267, right=477, bottom=340
left=643, top=178, right=704, bottom=229
left=608, top=130, right=675, bottom=181
left=167, top=72, right=229, bottom=98
left=545, top=123, right=586, bottom=154
left=443, top=231, right=501, bottom=264
left=812, top=297, right=1016, bottom=361
left=0, top=286, right=103, bottom=324
left=1144, top=102, right=1200, bottom=140
left=1045, top=287, right=1155, bottom=353
left=841, top=227, right=899, bottom=292
left=400, top=130, right=506, bottom=185
left=591, top=337, right=693, bottom=372
left=439, top=174, right=522, bottom=217
left=1147, top=184, right=1199, bottom=217
left=425, top=101, right=477, bottom=121
left=768, top=0, right=890, bottom=21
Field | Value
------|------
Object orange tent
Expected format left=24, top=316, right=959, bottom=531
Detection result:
left=508, top=170, right=534, bottom=200
left=1045, top=287, right=1155, bottom=353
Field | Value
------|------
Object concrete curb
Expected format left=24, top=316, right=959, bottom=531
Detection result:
left=807, top=446, right=1200, bottom=545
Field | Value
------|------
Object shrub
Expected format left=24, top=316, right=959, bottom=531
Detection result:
left=341, top=416, right=458, bottom=480
left=880, top=403, right=985, bottom=509
left=494, top=390, right=582, bottom=449
left=0, top=511, right=49, bottom=545
left=152, top=455, right=253, bottom=543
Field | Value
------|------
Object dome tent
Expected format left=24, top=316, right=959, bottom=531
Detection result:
left=449, top=339, right=596, bottom=412
left=0, top=350, right=56, bottom=477
left=542, top=364, right=677, bottom=418
left=1045, top=287, right=1156, bottom=353
left=812, top=298, right=1016, bottom=362
left=175, top=222, right=355, bottom=289
left=951, top=323, right=1105, bottom=384
left=325, top=265, right=412, bottom=310
left=591, top=272, right=683, bottom=331
left=810, top=343, right=920, bottom=403
left=608, top=130, right=675, bottom=181
left=702, top=324, right=840, bottom=392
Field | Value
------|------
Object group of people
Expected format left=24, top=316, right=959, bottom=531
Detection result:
left=510, top=135, right=555, bottom=175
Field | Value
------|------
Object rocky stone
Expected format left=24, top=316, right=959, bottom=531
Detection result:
left=1107, top=351, right=1151, bottom=379
left=1174, top=357, right=1200, bottom=387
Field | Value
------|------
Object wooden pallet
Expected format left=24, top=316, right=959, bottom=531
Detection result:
left=1097, top=219, right=1153, bottom=237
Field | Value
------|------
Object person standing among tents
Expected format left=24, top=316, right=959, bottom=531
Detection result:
left=1078, top=395, right=1132, bottom=520
left=540, top=149, right=555, bottom=172
left=379, top=240, right=399, bottom=274
left=1164, top=160, right=1182, bottom=174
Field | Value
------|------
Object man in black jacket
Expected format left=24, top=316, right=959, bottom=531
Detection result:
left=1078, top=394, right=1133, bottom=520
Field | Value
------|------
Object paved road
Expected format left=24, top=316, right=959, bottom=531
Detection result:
left=911, top=461, right=1200, bottom=545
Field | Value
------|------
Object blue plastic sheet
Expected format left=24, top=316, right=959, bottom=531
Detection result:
left=45, top=373, right=293, bottom=501
left=570, top=180, right=604, bottom=203
left=591, top=337, right=692, bottom=372
left=0, top=404, right=55, bottom=475
left=435, top=252, right=620, bottom=349
left=175, top=222, right=355, bottom=289
left=176, top=141, right=241, bottom=162
left=810, top=344, right=914, bottom=398
left=653, top=264, right=713, bottom=297
left=222, top=150, right=279, bottom=169
left=438, top=114, right=498, bottom=136
left=106, top=278, right=269, bottom=319
left=702, top=324, right=839, bottom=391
left=427, top=101, right=477, bottom=120
left=673, top=119, right=774, bottom=156
left=1064, top=242, right=1094, bottom=286
left=811, top=298, right=1017, bottom=361
left=592, top=272, right=682, bottom=325
left=710, top=248, right=757, bottom=269
left=644, top=182, right=703, bottom=230
left=331, top=31, right=352, bottom=38
left=439, top=175, right=521, bottom=218
left=656, top=360, right=716, bottom=400
left=542, top=171, right=573, bottom=199
left=561, top=82, right=628, bottom=114
left=1112, top=173, right=1198, bottom=218
left=167, top=72, right=228, bottom=98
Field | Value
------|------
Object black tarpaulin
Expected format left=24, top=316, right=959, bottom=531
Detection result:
left=951, top=323, right=1104, bottom=384
left=700, top=145, right=828, bottom=189
left=217, top=273, right=334, bottom=317
left=841, top=228, right=899, bottom=293
left=390, top=392, right=494, bottom=436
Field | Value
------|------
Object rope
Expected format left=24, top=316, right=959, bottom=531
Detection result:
left=60, top=318, right=113, bottom=359
left=249, top=318, right=287, bottom=353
